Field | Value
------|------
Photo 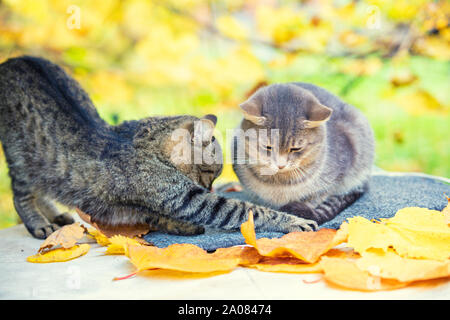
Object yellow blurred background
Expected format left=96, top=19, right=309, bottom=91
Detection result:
left=0, top=0, right=449, bottom=228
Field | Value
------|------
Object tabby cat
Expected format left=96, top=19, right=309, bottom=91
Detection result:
left=232, top=83, right=375, bottom=225
left=0, top=56, right=317, bottom=239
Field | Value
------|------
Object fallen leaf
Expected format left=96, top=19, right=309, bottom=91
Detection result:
left=27, top=244, right=90, bottom=263
left=320, top=256, right=409, bottom=291
left=245, top=248, right=353, bottom=274
left=347, top=207, right=450, bottom=260
left=126, top=244, right=241, bottom=274
left=247, top=256, right=323, bottom=273
left=106, top=235, right=142, bottom=255
left=241, top=211, right=348, bottom=263
left=87, top=228, right=111, bottom=246
left=356, top=249, right=450, bottom=282
left=212, top=246, right=262, bottom=266
left=39, top=223, right=86, bottom=253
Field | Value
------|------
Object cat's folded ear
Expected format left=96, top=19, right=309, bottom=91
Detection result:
left=303, top=102, right=332, bottom=128
left=193, top=114, right=217, bottom=144
left=240, top=98, right=267, bottom=126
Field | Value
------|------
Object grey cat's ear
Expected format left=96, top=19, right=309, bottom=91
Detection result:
left=193, top=114, right=216, bottom=143
left=240, top=100, right=266, bottom=126
left=303, top=103, right=332, bottom=128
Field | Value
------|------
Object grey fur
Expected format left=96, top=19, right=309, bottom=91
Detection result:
left=232, top=83, right=375, bottom=225
left=0, top=56, right=317, bottom=239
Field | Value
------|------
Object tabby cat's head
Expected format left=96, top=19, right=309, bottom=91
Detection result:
left=133, top=114, right=223, bottom=190
left=238, top=84, right=332, bottom=179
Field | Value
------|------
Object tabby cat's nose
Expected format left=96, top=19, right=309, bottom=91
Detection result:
left=278, top=165, right=286, bottom=170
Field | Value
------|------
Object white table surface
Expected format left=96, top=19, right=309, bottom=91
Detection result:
left=1, top=219, right=449, bottom=300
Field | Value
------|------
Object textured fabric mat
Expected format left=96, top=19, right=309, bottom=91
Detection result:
left=144, top=173, right=450, bottom=251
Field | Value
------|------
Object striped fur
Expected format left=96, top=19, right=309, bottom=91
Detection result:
left=0, top=56, right=317, bottom=239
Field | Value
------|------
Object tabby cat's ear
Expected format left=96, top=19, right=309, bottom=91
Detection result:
left=193, top=114, right=216, bottom=144
left=240, top=99, right=266, bottom=126
left=303, top=103, right=332, bottom=128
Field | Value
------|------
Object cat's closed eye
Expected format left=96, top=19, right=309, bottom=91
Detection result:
left=289, top=147, right=303, bottom=153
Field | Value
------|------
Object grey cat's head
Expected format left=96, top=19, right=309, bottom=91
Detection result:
left=132, top=114, right=223, bottom=190
left=238, top=83, right=332, bottom=179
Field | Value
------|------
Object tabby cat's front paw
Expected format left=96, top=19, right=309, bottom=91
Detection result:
left=286, top=215, right=318, bottom=232
left=26, top=222, right=59, bottom=239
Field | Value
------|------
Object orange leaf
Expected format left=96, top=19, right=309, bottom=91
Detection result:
left=246, top=248, right=353, bottom=274
left=38, top=222, right=86, bottom=253
left=320, top=256, right=409, bottom=291
left=126, top=244, right=241, bottom=273
left=241, top=211, right=348, bottom=263
left=212, top=246, right=262, bottom=266
left=28, top=244, right=90, bottom=263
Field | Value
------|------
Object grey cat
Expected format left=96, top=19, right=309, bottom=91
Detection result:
left=232, top=83, right=375, bottom=225
left=0, top=56, right=317, bottom=239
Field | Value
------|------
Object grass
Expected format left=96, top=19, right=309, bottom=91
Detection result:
left=0, top=54, right=448, bottom=229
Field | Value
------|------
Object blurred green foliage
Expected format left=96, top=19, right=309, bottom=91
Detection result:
left=0, top=0, right=449, bottom=228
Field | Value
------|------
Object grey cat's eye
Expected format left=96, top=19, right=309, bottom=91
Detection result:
left=289, top=147, right=303, bottom=153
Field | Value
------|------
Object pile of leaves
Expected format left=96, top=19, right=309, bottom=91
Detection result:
left=27, top=201, right=450, bottom=291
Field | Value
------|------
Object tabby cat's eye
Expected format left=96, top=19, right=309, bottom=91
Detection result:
left=289, top=147, right=303, bottom=153
left=263, top=145, right=272, bottom=151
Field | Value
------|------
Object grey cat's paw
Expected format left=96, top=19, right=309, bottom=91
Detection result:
left=53, top=212, right=75, bottom=226
left=27, top=222, right=59, bottom=239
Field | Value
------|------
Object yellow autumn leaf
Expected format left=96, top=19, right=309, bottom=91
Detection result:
left=320, top=255, right=410, bottom=291
left=87, top=228, right=111, bottom=247
left=106, top=235, right=142, bottom=255
left=126, top=244, right=241, bottom=274
left=356, top=249, right=450, bottom=282
left=347, top=207, right=450, bottom=260
left=27, top=244, right=90, bottom=263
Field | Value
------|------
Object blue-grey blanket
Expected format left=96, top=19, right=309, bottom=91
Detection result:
left=144, top=173, right=450, bottom=251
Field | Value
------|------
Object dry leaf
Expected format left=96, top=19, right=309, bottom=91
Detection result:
left=347, top=207, right=450, bottom=260
left=126, top=244, right=241, bottom=274
left=212, top=246, right=262, bottom=266
left=106, top=235, right=142, bottom=255
left=27, top=244, right=90, bottom=263
left=247, top=248, right=355, bottom=274
left=241, top=211, right=348, bottom=263
left=248, top=256, right=323, bottom=273
left=356, top=249, right=450, bottom=283
left=39, top=223, right=86, bottom=253
left=320, top=256, right=409, bottom=291
left=87, top=228, right=111, bottom=246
